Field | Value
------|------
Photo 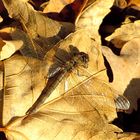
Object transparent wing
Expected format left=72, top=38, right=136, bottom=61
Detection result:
left=70, top=65, right=130, bottom=111
left=55, top=70, right=130, bottom=117
left=36, top=70, right=117, bottom=122
left=59, top=72, right=130, bottom=121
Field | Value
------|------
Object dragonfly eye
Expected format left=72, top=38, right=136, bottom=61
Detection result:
left=81, top=52, right=89, bottom=62
left=79, top=52, right=89, bottom=67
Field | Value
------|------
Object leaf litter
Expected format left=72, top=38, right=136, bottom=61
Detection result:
left=0, top=0, right=140, bottom=139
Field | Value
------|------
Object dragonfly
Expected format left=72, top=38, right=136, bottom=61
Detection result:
left=26, top=45, right=130, bottom=115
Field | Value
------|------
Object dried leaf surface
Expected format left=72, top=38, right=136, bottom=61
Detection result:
left=76, top=0, right=114, bottom=44
left=0, top=40, right=23, bottom=60
left=43, top=0, right=75, bottom=13
left=3, top=99, right=121, bottom=140
left=106, top=20, right=140, bottom=48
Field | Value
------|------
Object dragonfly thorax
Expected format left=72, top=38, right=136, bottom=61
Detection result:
left=64, top=52, right=89, bottom=72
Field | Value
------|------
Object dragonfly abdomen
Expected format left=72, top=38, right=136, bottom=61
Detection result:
left=26, top=71, right=67, bottom=115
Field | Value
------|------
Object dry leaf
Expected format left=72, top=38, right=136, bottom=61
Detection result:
left=118, top=132, right=140, bottom=140
left=26, top=30, right=129, bottom=120
left=0, top=40, right=23, bottom=60
left=76, top=0, right=115, bottom=44
left=114, top=0, right=128, bottom=8
left=2, top=0, right=74, bottom=38
left=0, top=27, right=13, bottom=40
left=43, top=0, right=88, bottom=23
left=103, top=38, right=140, bottom=112
left=2, top=0, right=74, bottom=56
left=44, top=0, right=75, bottom=13
left=106, top=20, right=140, bottom=48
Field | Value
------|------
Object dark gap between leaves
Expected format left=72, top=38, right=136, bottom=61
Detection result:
left=113, top=99, right=140, bottom=133
left=99, top=6, right=140, bottom=55
left=103, top=55, right=113, bottom=82
left=0, top=132, right=7, bottom=140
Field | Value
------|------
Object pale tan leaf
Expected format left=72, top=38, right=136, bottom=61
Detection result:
left=43, top=0, right=88, bottom=23
left=44, top=0, right=75, bottom=13
left=114, top=0, right=128, bottom=8
left=0, top=40, right=23, bottom=60
left=103, top=38, right=140, bottom=112
left=76, top=0, right=115, bottom=44
left=106, top=20, right=140, bottom=48
left=0, top=16, right=3, bottom=23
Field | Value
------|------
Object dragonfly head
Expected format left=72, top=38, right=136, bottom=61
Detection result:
left=76, top=52, right=89, bottom=68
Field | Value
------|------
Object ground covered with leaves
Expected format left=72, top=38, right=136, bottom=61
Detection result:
left=0, top=0, right=140, bottom=140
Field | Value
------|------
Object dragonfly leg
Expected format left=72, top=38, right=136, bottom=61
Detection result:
left=75, top=69, right=89, bottom=78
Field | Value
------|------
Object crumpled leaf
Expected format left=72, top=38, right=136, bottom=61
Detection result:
left=28, top=29, right=131, bottom=119
left=2, top=0, right=74, bottom=38
left=76, top=0, right=114, bottom=44
left=103, top=38, right=140, bottom=112
left=106, top=20, right=140, bottom=48
left=0, top=28, right=23, bottom=60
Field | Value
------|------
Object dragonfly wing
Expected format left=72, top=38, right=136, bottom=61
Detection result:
left=113, top=93, right=130, bottom=111
left=85, top=77, right=130, bottom=111
left=60, top=72, right=130, bottom=121
left=72, top=67, right=130, bottom=111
